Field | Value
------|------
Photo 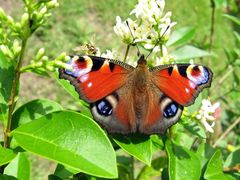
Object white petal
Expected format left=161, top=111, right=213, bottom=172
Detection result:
left=213, top=102, right=220, bottom=110
left=202, top=119, right=214, bottom=133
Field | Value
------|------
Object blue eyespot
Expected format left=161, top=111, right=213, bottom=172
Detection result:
left=163, top=102, right=178, bottom=118
left=96, top=100, right=113, bottom=116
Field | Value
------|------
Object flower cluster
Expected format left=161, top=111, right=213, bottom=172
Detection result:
left=196, top=99, right=221, bottom=133
left=113, top=0, right=176, bottom=63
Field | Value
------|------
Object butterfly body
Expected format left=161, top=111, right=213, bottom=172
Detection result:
left=59, top=55, right=212, bottom=134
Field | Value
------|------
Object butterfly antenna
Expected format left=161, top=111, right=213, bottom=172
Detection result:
left=146, top=25, right=170, bottom=60
left=126, top=20, right=141, bottom=57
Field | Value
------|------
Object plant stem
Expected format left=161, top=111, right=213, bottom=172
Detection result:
left=3, top=39, right=27, bottom=148
left=213, top=117, right=240, bottom=148
left=207, top=0, right=215, bottom=96
left=217, top=66, right=234, bottom=85
left=209, top=0, right=215, bottom=53
left=123, top=45, right=130, bottom=62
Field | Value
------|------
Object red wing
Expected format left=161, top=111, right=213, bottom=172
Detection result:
left=59, top=55, right=134, bottom=103
left=150, top=64, right=213, bottom=106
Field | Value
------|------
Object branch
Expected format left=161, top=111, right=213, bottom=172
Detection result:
left=209, top=0, right=216, bottom=53
left=213, top=117, right=240, bottom=148
left=124, top=44, right=130, bottom=62
left=4, top=39, right=27, bottom=148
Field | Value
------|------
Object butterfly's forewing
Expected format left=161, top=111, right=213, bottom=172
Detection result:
left=59, top=55, right=134, bottom=103
left=150, top=64, right=213, bottom=106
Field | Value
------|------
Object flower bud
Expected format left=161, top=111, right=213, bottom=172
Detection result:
left=44, top=13, right=52, bottom=18
left=20, top=13, right=29, bottom=27
left=23, top=0, right=30, bottom=5
left=34, top=48, right=45, bottom=62
left=0, top=45, right=13, bottom=59
left=57, top=52, right=67, bottom=61
left=6, top=15, right=15, bottom=26
left=46, top=0, right=59, bottom=9
left=15, top=22, right=21, bottom=32
left=55, top=61, right=71, bottom=70
left=0, top=45, right=8, bottom=55
left=39, top=6, right=47, bottom=16
left=42, top=56, right=48, bottom=64
left=13, top=40, right=21, bottom=55
left=0, top=8, right=6, bottom=20
left=53, top=60, right=66, bottom=67
left=46, top=65, right=54, bottom=71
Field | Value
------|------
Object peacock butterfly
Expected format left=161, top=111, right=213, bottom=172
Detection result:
left=59, top=54, right=212, bottom=134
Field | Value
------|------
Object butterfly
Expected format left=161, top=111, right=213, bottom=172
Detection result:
left=59, top=55, right=212, bottom=134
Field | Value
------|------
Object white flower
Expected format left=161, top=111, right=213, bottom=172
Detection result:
left=101, top=50, right=117, bottom=59
left=113, top=16, right=136, bottom=44
left=131, top=0, right=165, bottom=25
left=159, top=12, right=177, bottom=40
left=113, top=0, right=177, bottom=65
left=155, top=45, right=174, bottom=65
left=196, top=99, right=221, bottom=133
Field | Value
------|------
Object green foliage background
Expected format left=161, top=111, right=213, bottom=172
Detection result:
left=0, top=0, right=239, bottom=179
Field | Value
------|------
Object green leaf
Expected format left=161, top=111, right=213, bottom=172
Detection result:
left=0, top=147, right=16, bottom=166
left=48, top=175, right=63, bottom=180
left=117, top=164, right=131, bottom=180
left=150, top=135, right=164, bottom=152
left=28, top=68, right=50, bottom=77
left=137, top=157, right=167, bottom=180
left=0, top=50, right=14, bottom=115
left=224, top=149, right=240, bottom=168
left=196, top=143, right=215, bottom=168
left=181, top=120, right=206, bottom=139
left=204, top=150, right=234, bottom=180
left=112, top=134, right=152, bottom=166
left=171, top=45, right=211, bottom=61
left=12, top=98, right=63, bottom=129
left=54, top=70, right=89, bottom=108
left=54, top=164, right=75, bottom=179
left=187, top=93, right=202, bottom=114
left=166, top=139, right=201, bottom=180
left=0, top=174, right=18, bottom=180
left=234, top=59, right=240, bottom=66
left=4, top=152, right=30, bottom=180
left=11, top=111, right=117, bottom=178
left=167, top=27, right=196, bottom=47
left=170, top=123, right=194, bottom=149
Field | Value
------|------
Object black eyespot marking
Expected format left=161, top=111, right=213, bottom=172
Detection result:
left=109, top=62, right=115, bottom=72
left=193, top=66, right=199, bottom=71
left=163, top=102, right=178, bottom=118
left=178, top=66, right=188, bottom=77
left=91, top=60, right=104, bottom=71
left=78, top=56, right=85, bottom=62
left=168, top=67, right=173, bottom=76
left=96, top=99, right=113, bottom=116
